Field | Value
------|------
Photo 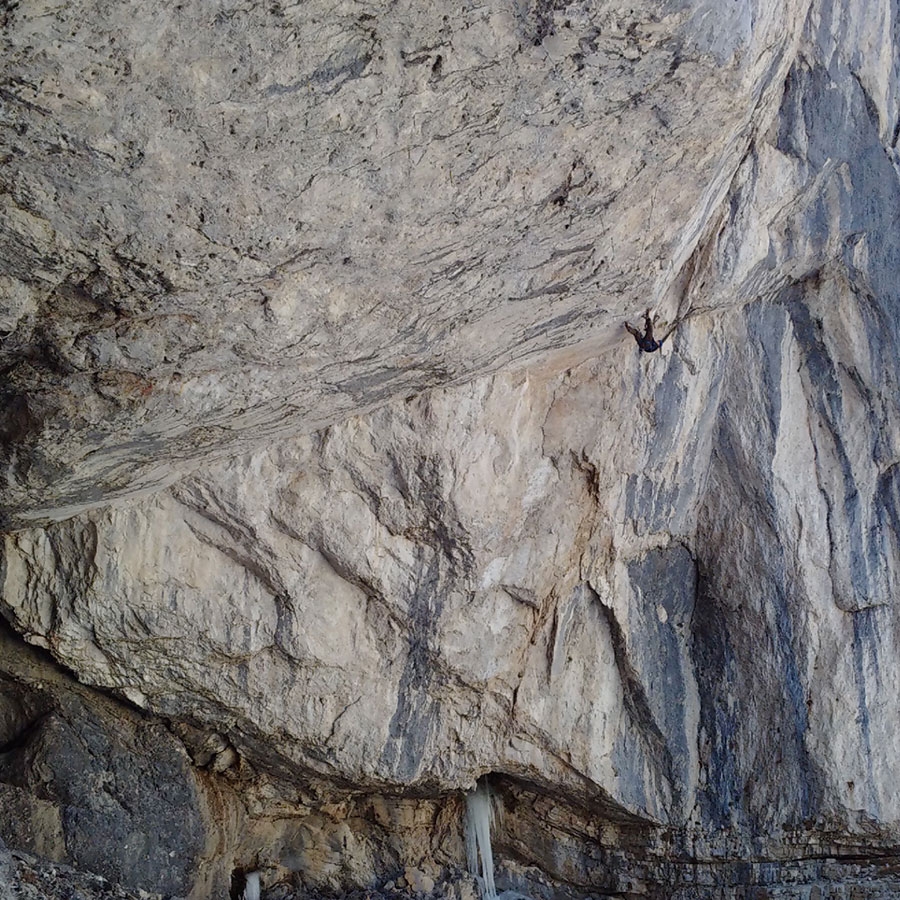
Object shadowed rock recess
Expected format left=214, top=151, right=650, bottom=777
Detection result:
left=2, top=0, right=900, bottom=896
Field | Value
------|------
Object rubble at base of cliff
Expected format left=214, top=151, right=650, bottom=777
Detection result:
left=6, top=849, right=900, bottom=900
left=2, top=847, right=160, bottom=900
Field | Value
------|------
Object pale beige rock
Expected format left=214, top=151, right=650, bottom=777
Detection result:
left=0, top=0, right=813, bottom=527
left=405, top=866, right=435, bottom=894
left=4, top=0, right=900, bottom=897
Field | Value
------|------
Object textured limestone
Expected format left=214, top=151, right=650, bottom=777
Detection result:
left=2, top=361, right=716, bottom=812
left=0, top=623, right=477, bottom=898
left=0, top=0, right=810, bottom=526
left=0, top=625, right=227, bottom=897
left=3, top=0, right=900, bottom=897
left=4, top=279, right=900, bottom=892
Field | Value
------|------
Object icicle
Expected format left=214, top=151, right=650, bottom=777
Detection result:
left=465, top=780, right=497, bottom=900
left=242, top=871, right=261, bottom=900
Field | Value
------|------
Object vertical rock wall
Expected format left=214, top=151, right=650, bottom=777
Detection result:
left=3, top=0, right=900, bottom=896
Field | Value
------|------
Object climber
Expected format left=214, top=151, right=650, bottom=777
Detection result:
left=624, top=309, right=676, bottom=353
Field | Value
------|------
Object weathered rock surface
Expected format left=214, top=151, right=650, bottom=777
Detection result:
left=0, top=0, right=811, bottom=526
left=0, top=838, right=166, bottom=900
left=0, top=623, right=478, bottom=898
left=0, top=624, right=227, bottom=896
left=3, top=0, right=900, bottom=897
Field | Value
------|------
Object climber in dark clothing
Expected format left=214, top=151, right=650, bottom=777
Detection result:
left=625, top=309, right=674, bottom=353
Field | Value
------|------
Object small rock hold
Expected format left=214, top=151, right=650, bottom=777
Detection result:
left=210, top=746, right=238, bottom=773
left=404, top=866, right=435, bottom=894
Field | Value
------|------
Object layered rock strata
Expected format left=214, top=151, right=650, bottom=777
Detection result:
left=3, top=0, right=900, bottom=897
left=1, top=0, right=810, bottom=525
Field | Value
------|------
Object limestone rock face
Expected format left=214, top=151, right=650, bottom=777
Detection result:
left=1, top=0, right=810, bottom=526
left=3, top=0, right=900, bottom=897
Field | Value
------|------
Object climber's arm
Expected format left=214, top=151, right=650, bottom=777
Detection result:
left=659, top=321, right=678, bottom=344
